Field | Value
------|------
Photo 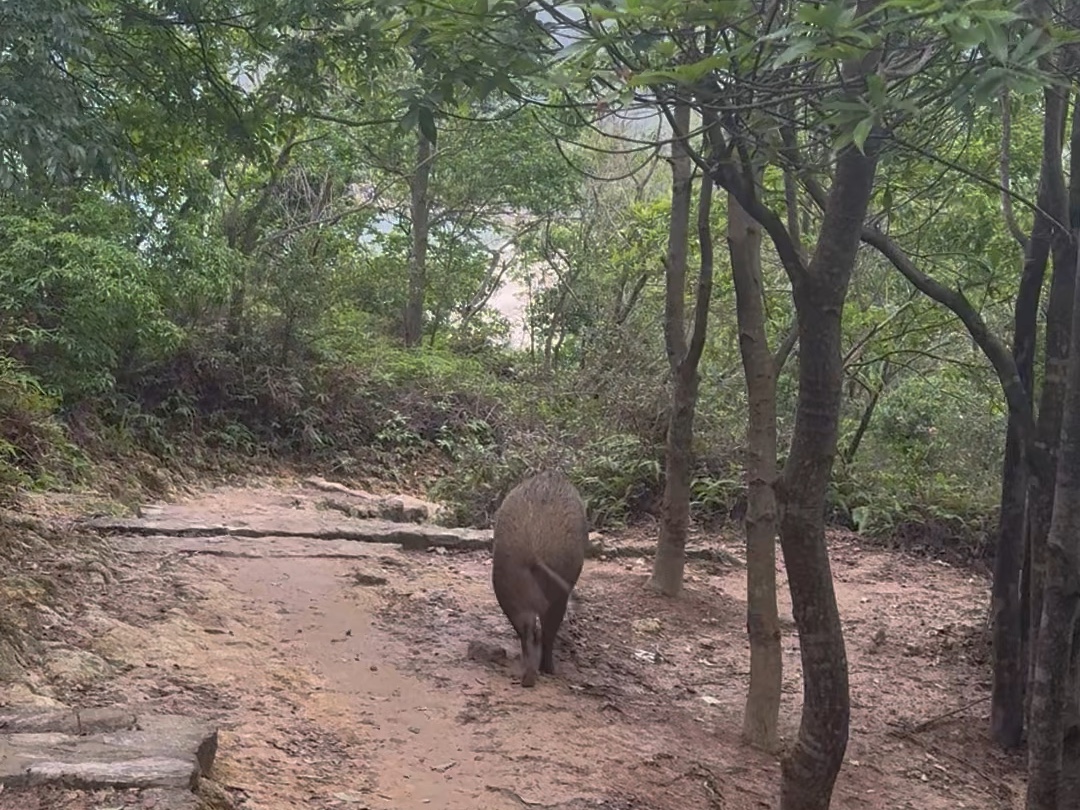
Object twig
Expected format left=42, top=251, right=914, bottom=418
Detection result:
left=897, top=695, right=990, bottom=733
left=484, top=784, right=596, bottom=808
left=886, top=722, right=1011, bottom=801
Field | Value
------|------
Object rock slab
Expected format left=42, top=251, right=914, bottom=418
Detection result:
left=303, top=475, right=448, bottom=524
left=0, top=709, right=217, bottom=792
left=86, top=512, right=493, bottom=551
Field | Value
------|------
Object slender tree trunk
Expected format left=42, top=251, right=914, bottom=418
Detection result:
left=654, top=362, right=700, bottom=587
left=1066, top=68, right=1080, bottom=787
left=553, top=323, right=567, bottom=367
left=651, top=102, right=696, bottom=596
left=404, top=130, right=433, bottom=348
left=223, top=210, right=253, bottom=351
left=991, top=110, right=1055, bottom=750
left=994, top=415, right=1030, bottom=735
left=221, top=138, right=298, bottom=351
left=542, top=287, right=570, bottom=373
left=226, top=282, right=246, bottom=349
left=1026, top=221, right=1080, bottom=810
left=842, top=363, right=888, bottom=466
left=428, top=303, right=442, bottom=348
left=729, top=187, right=782, bottom=752
left=777, top=143, right=880, bottom=810
left=699, top=11, right=880, bottom=802
left=843, top=390, right=879, bottom=466
left=1028, top=90, right=1076, bottom=725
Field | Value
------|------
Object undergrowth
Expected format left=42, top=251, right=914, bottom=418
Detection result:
left=0, top=328, right=1004, bottom=560
left=0, top=352, right=87, bottom=500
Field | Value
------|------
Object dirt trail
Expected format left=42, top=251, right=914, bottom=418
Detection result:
left=12, top=480, right=1027, bottom=809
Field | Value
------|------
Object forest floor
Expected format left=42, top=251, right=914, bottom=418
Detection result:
left=0, top=476, right=1027, bottom=810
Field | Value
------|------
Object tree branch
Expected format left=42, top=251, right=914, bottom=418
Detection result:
left=662, top=101, right=693, bottom=371
left=615, top=270, right=651, bottom=325
left=858, top=224, right=1044, bottom=475
left=689, top=102, right=808, bottom=285
left=773, top=325, right=798, bottom=373
left=686, top=139, right=715, bottom=369
left=1000, top=87, right=1030, bottom=250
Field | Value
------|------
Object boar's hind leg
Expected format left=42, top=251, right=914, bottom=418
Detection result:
left=540, top=595, right=568, bottom=675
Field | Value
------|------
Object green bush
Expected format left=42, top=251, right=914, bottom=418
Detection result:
left=0, top=353, right=84, bottom=500
left=569, top=433, right=662, bottom=528
left=0, top=198, right=222, bottom=400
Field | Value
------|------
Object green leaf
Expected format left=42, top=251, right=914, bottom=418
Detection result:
left=773, top=38, right=817, bottom=67
left=1010, top=25, right=1046, bottom=65
left=865, top=73, right=887, bottom=109
left=852, top=116, right=874, bottom=154
left=418, top=106, right=438, bottom=147
left=980, top=19, right=1008, bottom=63
left=832, top=128, right=855, bottom=153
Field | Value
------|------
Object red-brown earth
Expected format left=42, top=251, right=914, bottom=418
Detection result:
left=0, top=478, right=1024, bottom=809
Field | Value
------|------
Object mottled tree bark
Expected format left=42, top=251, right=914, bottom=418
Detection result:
left=404, top=130, right=433, bottom=348
left=990, top=88, right=1056, bottom=749
left=729, top=184, right=782, bottom=752
left=775, top=141, right=879, bottom=810
left=1026, top=220, right=1080, bottom=810
left=650, top=104, right=714, bottom=597
left=1027, top=87, right=1076, bottom=727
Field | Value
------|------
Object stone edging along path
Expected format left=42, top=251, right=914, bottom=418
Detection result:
left=80, top=476, right=741, bottom=564
left=82, top=514, right=738, bottom=564
left=0, top=708, right=217, bottom=808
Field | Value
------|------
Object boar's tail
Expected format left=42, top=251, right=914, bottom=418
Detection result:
left=531, top=560, right=573, bottom=605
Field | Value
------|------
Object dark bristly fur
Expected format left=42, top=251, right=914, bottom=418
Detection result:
left=491, top=470, right=588, bottom=687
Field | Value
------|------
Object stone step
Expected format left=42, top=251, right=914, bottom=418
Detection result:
left=0, top=709, right=216, bottom=795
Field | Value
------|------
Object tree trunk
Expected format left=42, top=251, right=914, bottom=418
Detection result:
left=404, top=130, right=433, bottom=348
left=542, top=286, right=570, bottom=373
left=650, top=102, right=696, bottom=596
left=729, top=187, right=782, bottom=752
left=991, top=240, right=1049, bottom=749
left=1026, top=221, right=1080, bottom=810
left=225, top=281, right=246, bottom=350
left=697, top=11, right=880, bottom=801
left=654, top=362, right=700, bottom=591
left=1028, top=88, right=1076, bottom=726
left=777, top=143, right=880, bottom=810
left=428, top=302, right=442, bottom=348
left=842, top=364, right=887, bottom=466
left=990, top=104, right=1056, bottom=750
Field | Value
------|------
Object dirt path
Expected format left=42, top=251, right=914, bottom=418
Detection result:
left=9, top=480, right=1027, bottom=809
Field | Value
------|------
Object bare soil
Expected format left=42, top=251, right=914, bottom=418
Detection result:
left=2, top=479, right=1027, bottom=809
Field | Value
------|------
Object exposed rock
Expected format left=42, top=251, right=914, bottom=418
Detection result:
left=84, top=497, right=742, bottom=565
left=304, top=476, right=448, bottom=524
left=0, top=706, right=136, bottom=735
left=0, top=785, right=206, bottom=810
left=387, top=493, right=443, bottom=524
left=43, top=649, right=114, bottom=686
left=0, top=709, right=217, bottom=795
left=0, top=640, right=28, bottom=685
left=85, top=514, right=491, bottom=552
left=0, top=685, right=63, bottom=709
left=23, top=757, right=198, bottom=789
